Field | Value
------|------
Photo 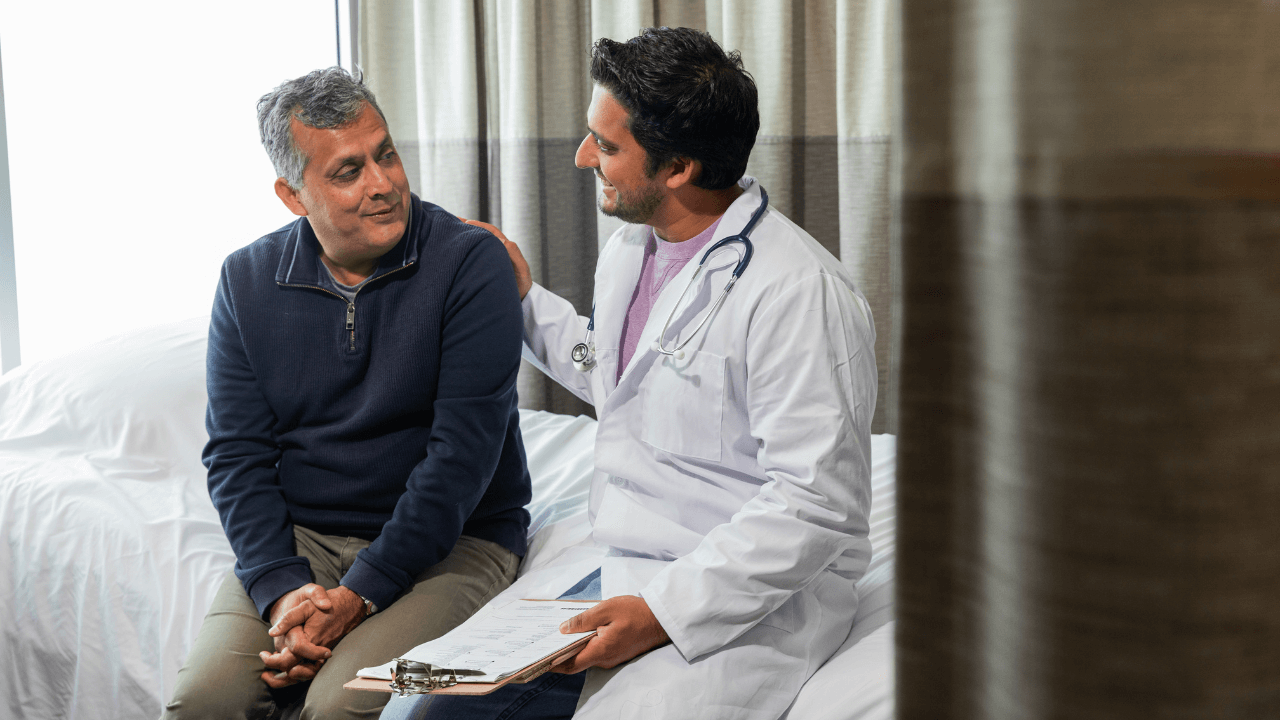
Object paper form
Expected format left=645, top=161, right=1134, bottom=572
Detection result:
left=356, top=599, right=597, bottom=682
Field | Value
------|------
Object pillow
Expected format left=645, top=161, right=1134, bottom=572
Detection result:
left=0, top=316, right=211, bottom=463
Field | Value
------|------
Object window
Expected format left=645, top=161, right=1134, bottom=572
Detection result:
left=0, top=1, right=337, bottom=366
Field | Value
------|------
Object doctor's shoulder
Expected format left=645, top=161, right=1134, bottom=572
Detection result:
left=748, top=211, right=861, bottom=294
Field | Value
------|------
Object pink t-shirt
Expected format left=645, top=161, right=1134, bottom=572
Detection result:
left=616, top=217, right=724, bottom=382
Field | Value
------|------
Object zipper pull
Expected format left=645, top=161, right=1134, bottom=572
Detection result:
left=346, top=302, right=356, bottom=351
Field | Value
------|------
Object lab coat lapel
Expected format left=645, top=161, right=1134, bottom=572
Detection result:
left=592, top=232, right=648, bottom=395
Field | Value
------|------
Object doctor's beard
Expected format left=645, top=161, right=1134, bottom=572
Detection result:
left=598, top=180, right=663, bottom=224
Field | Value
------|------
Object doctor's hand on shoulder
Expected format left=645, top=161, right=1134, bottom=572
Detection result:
left=461, top=217, right=532, bottom=300
left=550, top=595, right=671, bottom=674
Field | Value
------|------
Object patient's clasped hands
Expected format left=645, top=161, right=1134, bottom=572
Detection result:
left=258, top=583, right=367, bottom=688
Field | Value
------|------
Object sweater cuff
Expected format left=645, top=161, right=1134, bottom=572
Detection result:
left=247, top=563, right=313, bottom=620
left=340, top=554, right=404, bottom=612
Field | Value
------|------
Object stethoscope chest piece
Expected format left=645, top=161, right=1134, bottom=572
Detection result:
left=571, top=341, right=596, bottom=372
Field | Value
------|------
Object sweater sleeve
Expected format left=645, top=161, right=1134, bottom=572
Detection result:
left=338, top=233, right=526, bottom=610
left=203, top=261, right=312, bottom=618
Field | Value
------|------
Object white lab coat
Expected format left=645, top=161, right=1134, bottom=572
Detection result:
left=503, top=177, right=876, bottom=720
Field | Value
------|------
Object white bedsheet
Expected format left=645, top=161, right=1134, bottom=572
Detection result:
left=0, top=320, right=223, bottom=720
left=0, top=317, right=895, bottom=720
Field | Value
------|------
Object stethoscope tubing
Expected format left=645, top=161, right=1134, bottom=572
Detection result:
left=652, top=189, right=768, bottom=359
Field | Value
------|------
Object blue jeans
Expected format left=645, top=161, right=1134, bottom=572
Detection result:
left=378, top=671, right=585, bottom=720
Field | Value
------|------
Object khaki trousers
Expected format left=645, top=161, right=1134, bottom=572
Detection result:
left=164, top=528, right=519, bottom=720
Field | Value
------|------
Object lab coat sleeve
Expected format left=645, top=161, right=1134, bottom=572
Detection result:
left=520, top=282, right=594, bottom=404
left=640, top=272, right=877, bottom=661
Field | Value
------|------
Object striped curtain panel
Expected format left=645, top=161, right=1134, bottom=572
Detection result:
left=896, top=2, right=1280, bottom=717
left=357, top=0, right=898, bottom=432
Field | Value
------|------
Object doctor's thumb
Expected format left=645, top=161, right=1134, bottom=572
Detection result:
left=561, top=607, right=599, bottom=634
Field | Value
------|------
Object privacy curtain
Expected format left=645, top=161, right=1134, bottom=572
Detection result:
left=357, top=0, right=897, bottom=431
left=896, top=2, right=1280, bottom=717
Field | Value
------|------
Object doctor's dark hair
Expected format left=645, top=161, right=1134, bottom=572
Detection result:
left=256, top=66, right=388, bottom=189
left=589, top=27, right=759, bottom=190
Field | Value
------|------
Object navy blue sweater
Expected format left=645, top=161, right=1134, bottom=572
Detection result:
left=203, top=195, right=531, bottom=616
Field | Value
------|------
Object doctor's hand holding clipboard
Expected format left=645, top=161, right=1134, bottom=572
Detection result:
left=549, top=596, right=671, bottom=673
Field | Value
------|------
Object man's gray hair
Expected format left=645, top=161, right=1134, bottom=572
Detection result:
left=257, top=67, right=387, bottom=189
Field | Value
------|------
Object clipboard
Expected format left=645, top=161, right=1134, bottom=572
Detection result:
left=344, top=632, right=593, bottom=696
left=344, top=599, right=597, bottom=696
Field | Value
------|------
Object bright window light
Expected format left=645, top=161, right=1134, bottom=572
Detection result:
left=1, top=1, right=336, bottom=365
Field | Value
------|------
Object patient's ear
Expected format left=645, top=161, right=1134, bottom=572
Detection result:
left=274, top=178, right=308, bottom=217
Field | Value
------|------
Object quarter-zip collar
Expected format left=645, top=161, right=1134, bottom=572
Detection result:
left=274, top=194, right=420, bottom=287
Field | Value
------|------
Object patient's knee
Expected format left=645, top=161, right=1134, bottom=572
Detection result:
left=300, top=676, right=389, bottom=720
left=163, top=685, right=276, bottom=720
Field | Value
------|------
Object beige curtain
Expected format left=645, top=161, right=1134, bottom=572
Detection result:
left=358, top=0, right=897, bottom=431
left=896, top=2, right=1280, bottom=717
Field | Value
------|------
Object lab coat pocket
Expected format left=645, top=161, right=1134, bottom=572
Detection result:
left=640, top=351, right=725, bottom=462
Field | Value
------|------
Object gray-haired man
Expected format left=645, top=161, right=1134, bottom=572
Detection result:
left=162, top=67, right=533, bottom=719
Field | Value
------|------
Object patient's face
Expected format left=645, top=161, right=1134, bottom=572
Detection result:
left=288, top=102, right=412, bottom=273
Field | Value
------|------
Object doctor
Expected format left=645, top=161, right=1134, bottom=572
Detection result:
left=382, top=26, right=876, bottom=720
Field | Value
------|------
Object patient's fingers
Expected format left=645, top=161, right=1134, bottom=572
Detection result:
left=259, top=644, right=325, bottom=688
left=287, top=659, right=322, bottom=682
left=283, top=624, right=332, bottom=662
left=261, top=669, right=295, bottom=689
left=259, top=664, right=319, bottom=689
left=301, top=583, right=333, bottom=612
left=270, top=600, right=317, bottom=637
left=260, top=646, right=299, bottom=672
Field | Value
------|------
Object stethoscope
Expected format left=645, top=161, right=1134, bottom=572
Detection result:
left=571, top=189, right=768, bottom=372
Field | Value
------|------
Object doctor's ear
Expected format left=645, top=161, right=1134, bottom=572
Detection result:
left=663, top=156, right=700, bottom=190
left=274, top=177, right=309, bottom=217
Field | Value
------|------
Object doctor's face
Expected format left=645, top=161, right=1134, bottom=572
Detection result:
left=575, top=86, right=664, bottom=224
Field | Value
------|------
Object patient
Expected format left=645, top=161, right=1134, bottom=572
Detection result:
left=163, top=67, right=532, bottom=720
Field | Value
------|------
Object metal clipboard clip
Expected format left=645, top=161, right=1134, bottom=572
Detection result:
left=388, top=659, right=485, bottom=696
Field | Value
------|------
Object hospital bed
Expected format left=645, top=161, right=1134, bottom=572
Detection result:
left=0, top=317, right=894, bottom=720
